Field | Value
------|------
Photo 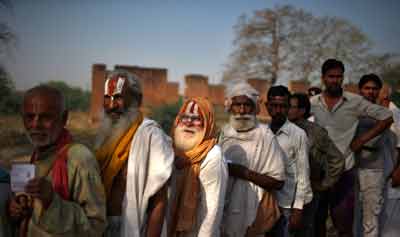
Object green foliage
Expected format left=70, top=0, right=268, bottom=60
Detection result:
left=41, top=81, right=91, bottom=111
left=391, top=91, right=400, bottom=108
left=150, top=97, right=183, bottom=134
left=382, top=63, right=400, bottom=89
left=0, top=67, right=21, bottom=114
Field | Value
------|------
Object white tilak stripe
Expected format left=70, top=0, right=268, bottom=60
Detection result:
left=185, top=101, right=195, bottom=114
left=104, top=78, right=110, bottom=95
left=115, top=77, right=125, bottom=94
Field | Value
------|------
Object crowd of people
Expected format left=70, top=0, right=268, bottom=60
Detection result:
left=1, top=58, right=400, bottom=237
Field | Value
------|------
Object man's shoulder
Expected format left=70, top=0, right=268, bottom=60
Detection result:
left=342, top=91, right=365, bottom=106
left=200, top=144, right=227, bottom=173
left=204, top=145, right=223, bottom=164
left=286, top=120, right=307, bottom=137
left=67, top=143, right=98, bottom=169
left=302, top=120, right=327, bottom=135
left=137, top=118, right=166, bottom=136
left=343, top=91, right=362, bottom=100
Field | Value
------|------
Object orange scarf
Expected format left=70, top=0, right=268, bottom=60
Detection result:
left=96, top=113, right=144, bottom=198
left=169, top=98, right=217, bottom=236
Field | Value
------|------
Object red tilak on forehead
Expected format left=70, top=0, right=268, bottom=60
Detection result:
left=107, top=78, right=118, bottom=96
left=189, top=101, right=196, bottom=113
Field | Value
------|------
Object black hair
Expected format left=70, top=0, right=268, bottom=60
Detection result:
left=358, top=73, right=382, bottom=89
left=321, top=58, right=345, bottom=75
left=290, top=93, right=311, bottom=119
left=267, top=85, right=290, bottom=101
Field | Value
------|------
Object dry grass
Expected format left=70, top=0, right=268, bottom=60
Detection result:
left=0, top=112, right=97, bottom=167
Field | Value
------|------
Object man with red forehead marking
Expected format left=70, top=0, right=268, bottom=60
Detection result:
left=169, top=97, right=228, bottom=237
left=95, top=69, right=174, bottom=237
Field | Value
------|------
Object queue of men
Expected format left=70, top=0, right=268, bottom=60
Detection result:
left=2, top=58, right=400, bottom=237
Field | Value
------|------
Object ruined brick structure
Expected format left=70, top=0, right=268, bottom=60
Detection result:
left=90, top=63, right=366, bottom=125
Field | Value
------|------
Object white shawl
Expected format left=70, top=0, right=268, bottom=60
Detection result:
left=121, top=119, right=174, bottom=237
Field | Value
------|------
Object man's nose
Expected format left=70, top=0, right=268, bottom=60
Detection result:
left=238, top=104, right=246, bottom=114
left=30, top=115, right=41, bottom=129
left=107, top=98, right=116, bottom=110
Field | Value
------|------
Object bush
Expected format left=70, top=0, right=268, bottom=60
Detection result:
left=150, top=98, right=183, bottom=134
left=0, top=67, right=21, bottom=115
left=42, top=81, right=91, bottom=111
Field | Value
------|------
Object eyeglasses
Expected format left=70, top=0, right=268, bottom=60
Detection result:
left=178, top=114, right=203, bottom=126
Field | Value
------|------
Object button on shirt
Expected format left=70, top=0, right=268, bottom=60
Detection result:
left=310, top=92, right=392, bottom=170
left=271, top=120, right=313, bottom=210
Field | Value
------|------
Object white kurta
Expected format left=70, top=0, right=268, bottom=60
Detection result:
left=121, top=119, right=174, bottom=237
left=169, top=145, right=228, bottom=237
left=219, top=123, right=286, bottom=237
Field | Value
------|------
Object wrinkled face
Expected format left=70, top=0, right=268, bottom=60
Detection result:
left=230, top=95, right=256, bottom=115
left=22, top=94, right=66, bottom=148
left=322, top=68, right=344, bottom=96
left=267, top=95, right=289, bottom=123
left=103, top=76, right=134, bottom=122
left=360, top=81, right=380, bottom=104
left=229, top=95, right=257, bottom=131
left=288, top=97, right=303, bottom=121
left=174, top=101, right=205, bottom=151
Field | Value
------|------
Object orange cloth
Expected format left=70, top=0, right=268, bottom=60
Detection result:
left=96, top=113, right=144, bottom=198
left=169, top=97, right=217, bottom=236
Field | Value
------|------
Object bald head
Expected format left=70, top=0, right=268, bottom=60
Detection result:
left=22, top=85, right=68, bottom=149
left=23, top=85, right=66, bottom=116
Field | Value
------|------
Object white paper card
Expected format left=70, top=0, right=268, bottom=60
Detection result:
left=10, top=164, right=35, bottom=192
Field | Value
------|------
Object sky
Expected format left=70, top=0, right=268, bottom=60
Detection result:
left=2, top=0, right=400, bottom=91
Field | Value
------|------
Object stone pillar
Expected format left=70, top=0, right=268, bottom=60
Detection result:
left=89, top=64, right=107, bottom=125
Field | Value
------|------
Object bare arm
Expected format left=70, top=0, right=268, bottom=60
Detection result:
left=146, top=182, right=168, bottom=237
left=351, top=117, right=393, bottom=152
left=228, top=163, right=284, bottom=190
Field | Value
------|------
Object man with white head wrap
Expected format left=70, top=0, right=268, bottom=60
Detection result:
left=219, top=82, right=286, bottom=237
left=95, top=69, right=174, bottom=237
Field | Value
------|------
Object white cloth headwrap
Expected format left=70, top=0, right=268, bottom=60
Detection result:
left=225, top=82, right=260, bottom=111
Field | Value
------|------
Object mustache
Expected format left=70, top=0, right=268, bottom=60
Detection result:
left=232, top=114, right=253, bottom=120
left=28, top=130, right=47, bottom=136
left=105, top=107, right=124, bottom=114
left=183, top=128, right=197, bottom=134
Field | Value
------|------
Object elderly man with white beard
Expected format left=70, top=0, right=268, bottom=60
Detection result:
left=219, top=82, right=286, bottom=237
left=169, top=97, right=228, bottom=237
left=95, top=70, right=174, bottom=237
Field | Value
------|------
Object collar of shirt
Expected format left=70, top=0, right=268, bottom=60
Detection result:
left=316, top=92, right=351, bottom=113
left=270, top=119, right=291, bottom=137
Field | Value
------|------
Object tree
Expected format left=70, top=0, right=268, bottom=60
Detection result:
left=382, top=62, right=400, bottom=89
left=42, top=81, right=91, bottom=111
left=0, top=0, right=15, bottom=59
left=224, top=5, right=394, bottom=85
left=150, top=97, right=183, bottom=133
left=0, top=66, right=21, bottom=114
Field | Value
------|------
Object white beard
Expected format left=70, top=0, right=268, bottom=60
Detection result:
left=95, top=107, right=139, bottom=149
left=173, top=125, right=204, bottom=152
left=229, top=114, right=257, bottom=132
